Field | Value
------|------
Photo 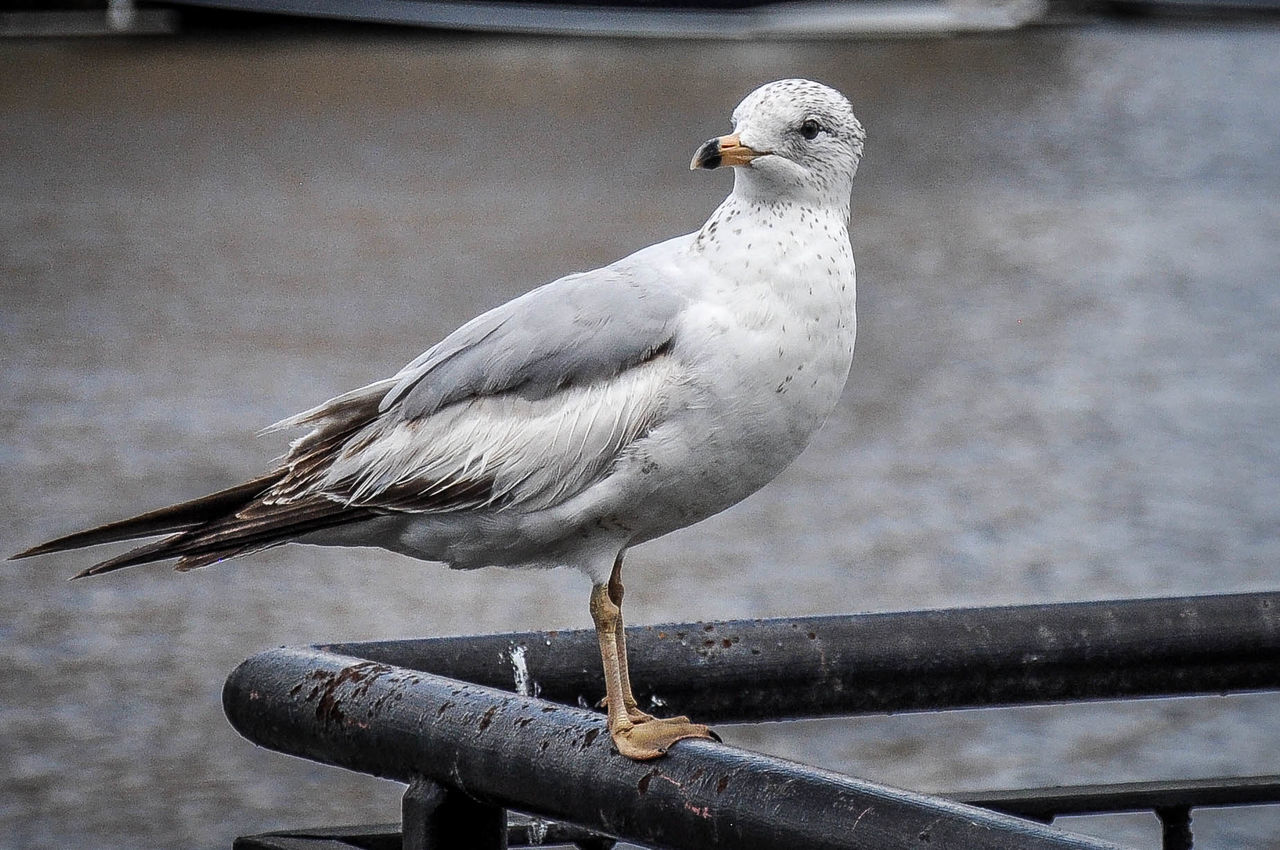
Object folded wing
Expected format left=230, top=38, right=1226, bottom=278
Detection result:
left=16, top=260, right=690, bottom=576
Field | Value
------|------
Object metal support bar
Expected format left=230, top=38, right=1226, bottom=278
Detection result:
left=1156, top=806, right=1193, bottom=850
left=234, top=817, right=614, bottom=849
left=320, top=592, right=1280, bottom=723
left=233, top=775, right=1280, bottom=849
left=224, top=647, right=1129, bottom=850
left=955, top=775, right=1280, bottom=820
left=403, top=777, right=507, bottom=850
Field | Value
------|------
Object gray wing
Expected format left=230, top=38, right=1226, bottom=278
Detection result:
left=261, top=246, right=693, bottom=514
left=381, top=261, right=687, bottom=421
left=29, top=245, right=697, bottom=574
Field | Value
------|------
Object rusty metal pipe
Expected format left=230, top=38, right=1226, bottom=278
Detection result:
left=223, top=647, right=1127, bottom=850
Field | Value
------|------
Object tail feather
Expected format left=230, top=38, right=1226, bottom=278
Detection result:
left=12, top=471, right=285, bottom=561
left=14, top=381, right=397, bottom=578
left=166, top=497, right=378, bottom=565
left=175, top=545, right=265, bottom=573
left=70, top=536, right=202, bottom=579
left=70, top=538, right=273, bottom=580
left=68, top=495, right=377, bottom=580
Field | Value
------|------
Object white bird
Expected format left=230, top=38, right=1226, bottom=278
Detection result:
left=14, top=79, right=865, bottom=760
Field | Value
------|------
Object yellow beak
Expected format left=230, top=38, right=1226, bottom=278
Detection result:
left=690, top=134, right=766, bottom=170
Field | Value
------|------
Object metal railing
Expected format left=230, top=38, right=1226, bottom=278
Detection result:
left=225, top=591, right=1280, bottom=850
left=956, top=775, right=1280, bottom=850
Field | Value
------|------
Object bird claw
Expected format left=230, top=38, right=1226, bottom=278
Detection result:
left=609, top=716, right=718, bottom=760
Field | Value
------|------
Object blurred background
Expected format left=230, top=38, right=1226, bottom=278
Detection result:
left=2, top=2, right=1278, bottom=848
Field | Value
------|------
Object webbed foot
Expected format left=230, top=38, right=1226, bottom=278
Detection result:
left=610, top=715, right=718, bottom=760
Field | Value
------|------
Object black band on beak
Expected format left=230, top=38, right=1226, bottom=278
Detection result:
left=691, top=138, right=722, bottom=170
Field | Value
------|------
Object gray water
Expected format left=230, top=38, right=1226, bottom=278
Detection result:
left=2, top=25, right=1279, bottom=850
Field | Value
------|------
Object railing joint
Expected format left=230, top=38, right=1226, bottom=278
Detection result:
left=1155, top=804, right=1193, bottom=850
left=402, top=776, right=507, bottom=850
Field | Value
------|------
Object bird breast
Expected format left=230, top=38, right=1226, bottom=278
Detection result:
left=635, top=206, right=857, bottom=525
left=694, top=203, right=855, bottom=418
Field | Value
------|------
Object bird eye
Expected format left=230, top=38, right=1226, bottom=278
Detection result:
left=798, top=119, right=822, bottom=140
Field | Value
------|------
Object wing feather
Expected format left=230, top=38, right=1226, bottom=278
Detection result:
left=305, top=354, right=684, bottom=514
left=20, top=239, right=695, bottom=577
left=380, top=251, right=687, bottom=421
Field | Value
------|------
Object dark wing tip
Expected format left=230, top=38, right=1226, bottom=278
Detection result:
left=10, top=471, right=287, bottom=566
left=65, top=536, right=185, bottom=581
left=69, top=561, right=124, bottom=580
left=11, top=540, right=65, bottom=560
left=12, top=526, right=140, bottom=561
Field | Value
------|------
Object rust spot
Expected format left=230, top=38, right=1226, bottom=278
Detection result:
left=318, top=694, right=343, bottom=724
left=703, top=640, right=715, bottom=647
left=437, top=700, right=455, bottom=717
left=684, top=802, right=711, bottom=819
left=582, top=728, right=601, bottom=748
left=478, top=705, right=498, bottom=731
left=716, top=776, right=729, bottom=794
left=690, top=768, right=704, bottom=781
left=657, top=631, right=667, bottom=639
left=309, top=662, right=392, bottom=727
left=675, top=631, right=686, bottom=639
left=721, top=638, right=732, bottom=648
left=703, top=624, right=714, bottom=632
left=808, top=632, right=817, bottom=640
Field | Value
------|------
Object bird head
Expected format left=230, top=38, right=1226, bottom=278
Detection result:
left=691, top=79, right=865, bottom=209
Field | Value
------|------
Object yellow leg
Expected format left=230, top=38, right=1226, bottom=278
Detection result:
left=589, top=560, right=715, bottom=761
left=608, top=556, right=653, bottom=724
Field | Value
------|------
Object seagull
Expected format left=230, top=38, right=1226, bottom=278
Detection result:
left=13, top=79, right=865, bottom=760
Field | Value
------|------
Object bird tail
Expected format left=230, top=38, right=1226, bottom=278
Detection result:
left=14, top=382, right=400, bottom=579
left=10, top=471, right=287, bottom=578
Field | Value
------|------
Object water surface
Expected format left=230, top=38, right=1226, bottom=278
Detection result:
left=2, top=25, right=1279, bottom=849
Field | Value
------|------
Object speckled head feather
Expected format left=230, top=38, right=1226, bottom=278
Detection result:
left=728, top=79, right=865, bottom=207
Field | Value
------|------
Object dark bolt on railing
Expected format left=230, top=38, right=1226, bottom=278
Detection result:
left=225, top=592, right=1280, bottom=850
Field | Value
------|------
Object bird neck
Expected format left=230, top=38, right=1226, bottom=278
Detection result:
left=691, top=192, right=851, bottom=265
left=696, top=190, right=849, bottom=241
left=730, top=167, right=852, bottom=219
